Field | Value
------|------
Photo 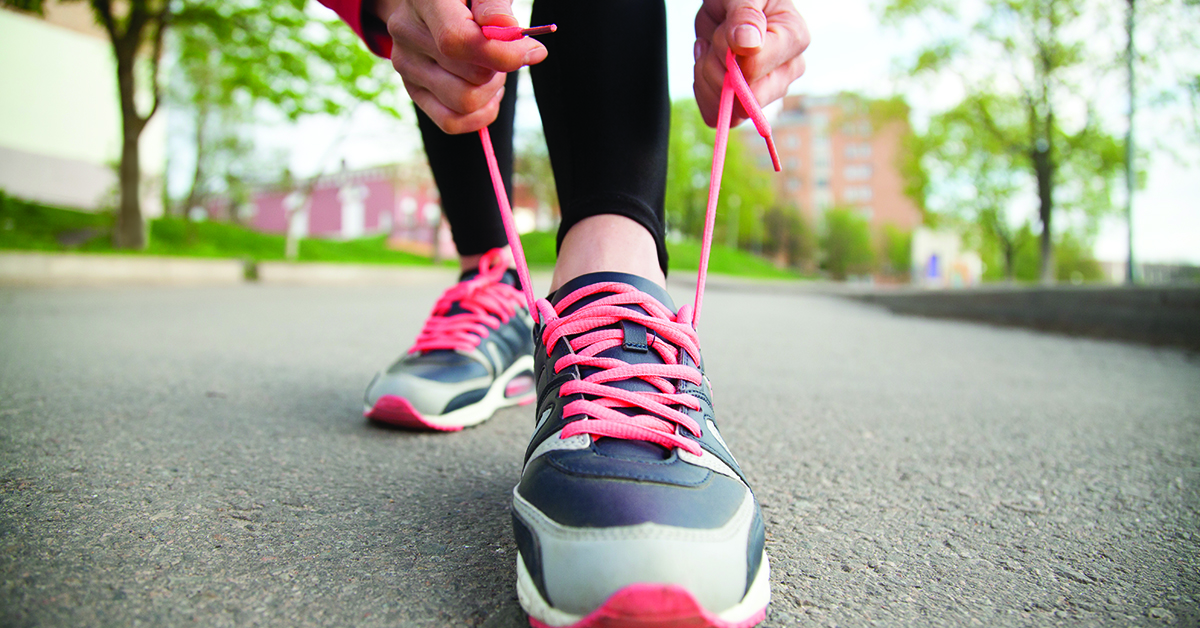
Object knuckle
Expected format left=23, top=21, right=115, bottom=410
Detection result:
left=391, top=54, right=412, bottom=77
left=466, top=66, right=495, bottom=85
left=463, top=88, right=496, bottom=113
left=436, top=28, right=472, bottom=60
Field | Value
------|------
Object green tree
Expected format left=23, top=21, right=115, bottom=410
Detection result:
left=665, top=100, right=775, bottom=251
left=919, top=99, right=1026, bottom=280
left=514, top=129, right=558, bottom=225
left=171, top=0, right=402, bottom=220
left=5, top=0, right=172, bottom=248
left=1054, top=232, right=1103, bottom=283
left=4, top=0, right=400, bottom=249
left=881, top=224, right=913, bottom=278
left=762, top=205, right=816, bottom=270
left=883, top=0, right=1125, bottom=284
left=821, top=207, right=875, bottom=280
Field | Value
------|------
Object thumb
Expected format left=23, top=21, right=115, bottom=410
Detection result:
left=722, top=0, right=767, bottom=55
left=472, top=0, right=518, bottom=27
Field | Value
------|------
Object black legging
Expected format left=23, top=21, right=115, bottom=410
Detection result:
left=414, top=0, right=670, bottom=274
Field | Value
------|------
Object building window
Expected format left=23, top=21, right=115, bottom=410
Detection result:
left=844, top=186, right=873, bottom=202
left=815, top=190, right=834, bottom=210
left=786, top=156, right=800, bottom=170
left=786, top=177, right=801, bottom=191
left=784, top=135, right=799, bottom=149
left=816, top=177, right=829, bottom=189
left=845, top=143, right=872, bottom=159
left=844, top=165, right=873, bottom=180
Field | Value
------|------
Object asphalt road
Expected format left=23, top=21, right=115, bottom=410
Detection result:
left=1, top=280, right=1197, bottom=627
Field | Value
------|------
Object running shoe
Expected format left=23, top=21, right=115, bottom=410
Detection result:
left=474, top=27, right=779, bottom=627
left=363, top=248, right=536, bottom=431
left=511, top=271, right=770, bottom=628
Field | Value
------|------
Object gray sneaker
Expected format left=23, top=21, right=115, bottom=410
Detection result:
left=364, top=249, right=535, bottom=431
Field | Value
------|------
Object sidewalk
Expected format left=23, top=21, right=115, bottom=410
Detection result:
left=0, top=252, right=462, bottom=287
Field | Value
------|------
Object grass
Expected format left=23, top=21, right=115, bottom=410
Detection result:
left=514, top=230, right=801, bottom=279
left=0, top=192, right=803, bottom=280
left=0, top=193, right=438, bottom=266
left=666, top=238, right=800, bottom=280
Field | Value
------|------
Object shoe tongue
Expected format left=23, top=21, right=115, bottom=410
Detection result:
left=549, top=272, right=675, bottom=314
left=459, top=267, right=521, bottom=289
left=445, top=267, right=521, bottom=316
left=550, top=272, right=682, bottom=461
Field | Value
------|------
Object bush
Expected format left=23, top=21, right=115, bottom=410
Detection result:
left=821, top=207, right=875, bottom=280
left=1055, top=233, right=1103, bottom=283
left=881, top=224, right=912, bottom=278
left=762, top=205, right=816, bottom=270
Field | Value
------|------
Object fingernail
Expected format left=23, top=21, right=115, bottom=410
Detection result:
left=524, top=47, right=547, bottom=65
left=694, top=40, right=703, bottom=62
left=734, top=24, right=762, bottom=49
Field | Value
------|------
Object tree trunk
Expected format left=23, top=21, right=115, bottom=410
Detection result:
left=1002, top=239, right=1016, bottom=282
left=1124, top=0, right=1137, bottom=284
left=1033, top=141, right=1055, bottom=285
left=114, top=55, right=146, bottom=250
left=183, top=102, right=209, bottom=219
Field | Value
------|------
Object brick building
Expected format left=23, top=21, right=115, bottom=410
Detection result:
left=745, top=94, right=922, bottom=233
left=200, top=162, right=555, bottom=259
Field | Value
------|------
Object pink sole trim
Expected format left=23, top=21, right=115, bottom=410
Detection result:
left=506, top=374, right=536, bottom=399
left=528, top=584, right=766, bottom=628
left=364, top=395, right=463, bottom=432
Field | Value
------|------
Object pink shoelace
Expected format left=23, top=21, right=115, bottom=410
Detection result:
left=479, top=27, right=779, bottom=450
left=409, top=248, right=526, bottom=354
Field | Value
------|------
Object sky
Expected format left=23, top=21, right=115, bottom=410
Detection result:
left=236, top=0, right=1199, bottom=264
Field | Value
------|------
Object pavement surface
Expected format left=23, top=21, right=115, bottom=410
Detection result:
left=1, top=282, right=1197, bottom=627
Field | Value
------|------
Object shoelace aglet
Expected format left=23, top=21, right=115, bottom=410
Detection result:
left=521, top=24, right=556, bottom=36
left=481, top=24, right=557, bottom=41
left=724, top=49, right=780, bottom=172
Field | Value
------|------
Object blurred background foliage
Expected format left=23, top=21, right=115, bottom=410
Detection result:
left=1, top=0, right=1196, bottom=282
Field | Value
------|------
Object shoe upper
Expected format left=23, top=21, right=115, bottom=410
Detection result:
left=364, top=253, right=533, bottom=417
left=513, top=272, right=766, bottom=616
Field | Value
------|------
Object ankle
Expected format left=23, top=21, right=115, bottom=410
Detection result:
left=550, top=216, right=665, bottom=292
left=459, top=246, right=515, bottom=273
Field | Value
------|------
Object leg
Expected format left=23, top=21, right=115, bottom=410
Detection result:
left=529, top=0, right=670, bottom=290
left=416, top=71, right=519, bottom=270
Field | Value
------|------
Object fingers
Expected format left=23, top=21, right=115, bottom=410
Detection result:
left=386, top=0, right=546, bottom=73
left=382, top=0, right=548, bottom=132
left=693, top=0, right=810, bottom=127
left=471, top=0, right=518, bottom=27
left=405, top=78, right=508, bottom=135
left=393, top=52, right=508, bottom=113
left=721, top=0, right=769, bottom=55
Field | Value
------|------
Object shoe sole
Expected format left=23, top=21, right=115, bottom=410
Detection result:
left=516, top=549, right=770, bottom=628
left=364, top=355, right=535, bottom=431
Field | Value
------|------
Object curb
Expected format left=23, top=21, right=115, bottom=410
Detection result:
left=255, top=261, right=457, bottom=286
left=0, top=252, right=244, bottom=286
left=847, top=285, right=1200, bottom=350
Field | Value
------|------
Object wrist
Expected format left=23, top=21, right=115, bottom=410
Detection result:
left=368, top=0, right=404, bottom=22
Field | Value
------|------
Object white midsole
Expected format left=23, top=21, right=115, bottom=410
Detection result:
left=516, top=548, right=771, bottom=627
left=421, top=354, right=535, bottom=428
left=365, top=354, right=534, bottom=429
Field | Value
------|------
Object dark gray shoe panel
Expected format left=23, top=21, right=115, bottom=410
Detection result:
left=480, top=312, right=534, bottom=375
left=517, top=453, right=748, bottom=529
left=512, top=512, right=551, bottom=605
left=387, top=350, right=490, bottom=382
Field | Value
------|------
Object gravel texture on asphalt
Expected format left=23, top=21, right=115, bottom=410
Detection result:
left=0, top=284, right=1197, bottom=627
